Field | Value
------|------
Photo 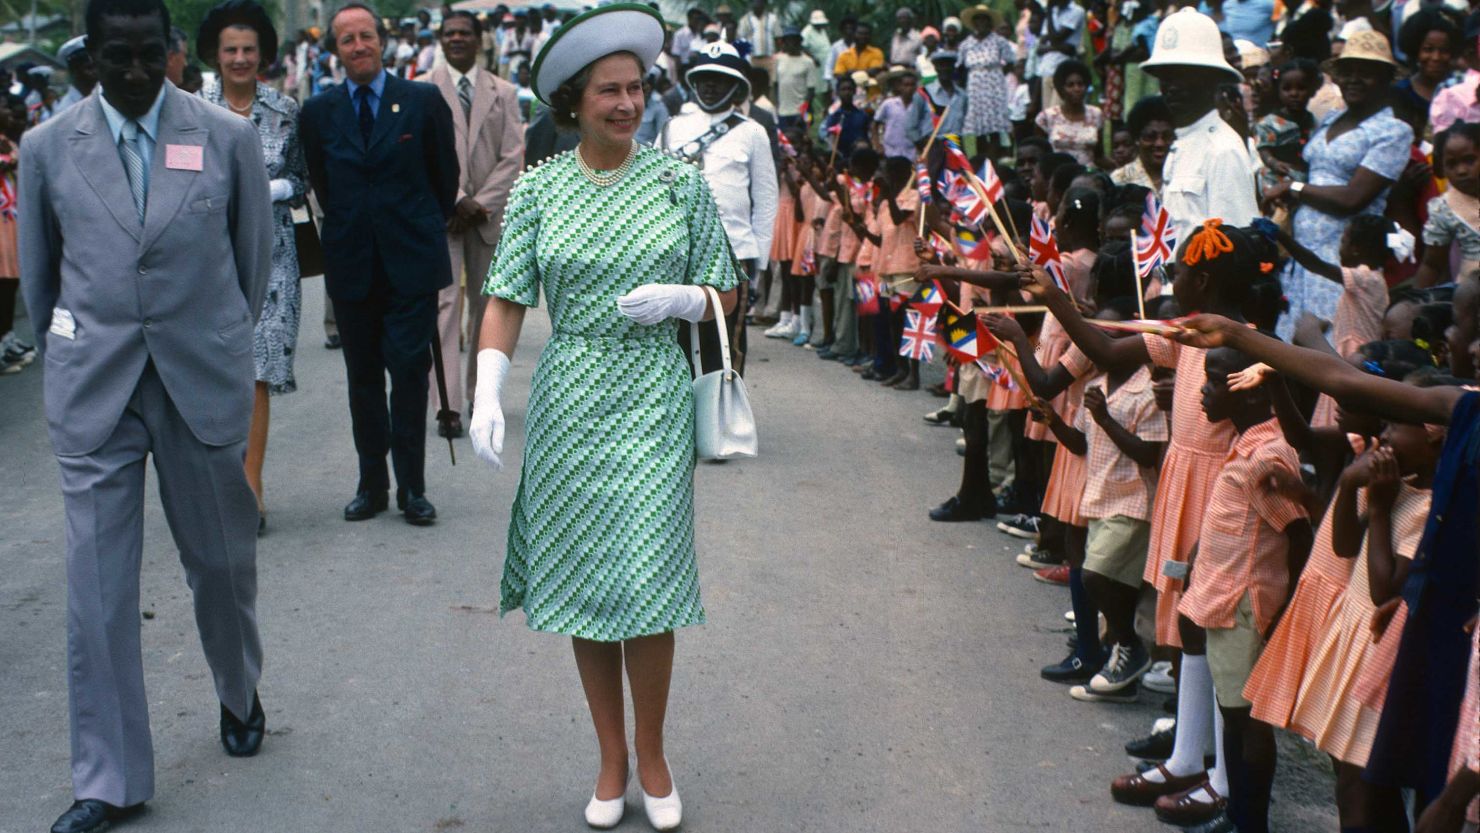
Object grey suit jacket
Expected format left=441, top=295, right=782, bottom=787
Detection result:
left=425, top=65, right=524, bottom=245
left=19, top=85, right=274, bottom=456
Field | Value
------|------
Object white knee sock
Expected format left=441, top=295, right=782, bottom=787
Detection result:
left=797, top=306, right=811, bottom=334
left=777, top=310, right=793, bottom=326
left=1207, top=698, right=1228, bottom=796
left=1161, top=653, right=1214, bottom=779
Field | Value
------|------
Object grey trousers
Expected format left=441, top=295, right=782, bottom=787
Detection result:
left=987, top=408, right=1016, bottom=494
left=58, top=363, right=262, bottom=806
left=831, top=261, right=859, bottom=357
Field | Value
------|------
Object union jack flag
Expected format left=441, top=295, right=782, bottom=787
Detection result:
left=977, top=158, right=1005, bottom=205
left=1135, top=192, right=1176, bottom=278
left=915, top=162, right=933, bottom=204
left=899, top=309, right=936, bottom=361
left=855, top=273, right=880, bottom=315
left=940, top=171, right=986, bottom=229
left=976, top=359, right=1018, bottom=390
left=796, top=242, right=816, bottom=275
left=0, top=174, right=14, bottom=222
left=1029, top=216, right=1071, bottom=295
left=928, top=231, right=954, bottom=260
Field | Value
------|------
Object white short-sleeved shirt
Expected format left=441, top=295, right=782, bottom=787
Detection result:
left=1161, top=108, right=1259, bottom=245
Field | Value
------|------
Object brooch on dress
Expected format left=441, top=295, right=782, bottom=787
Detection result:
left=658, top=167, right=679, bottom=206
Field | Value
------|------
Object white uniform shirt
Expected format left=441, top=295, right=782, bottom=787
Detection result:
left=662, top=104, right=779, bottom=267
left=1161, top=108, right=1259, bottom=245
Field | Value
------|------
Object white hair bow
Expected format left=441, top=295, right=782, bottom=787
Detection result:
left=1387, top=226, right=1415, bottom=264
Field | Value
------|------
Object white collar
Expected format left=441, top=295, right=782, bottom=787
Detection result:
left=1175, top=108, right=1224, bottom=140
left=448, top=63, right=479, bottom=87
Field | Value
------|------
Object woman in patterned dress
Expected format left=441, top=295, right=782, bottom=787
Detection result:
left=1264, top=32, right=1411, bottom=341
left=959, top=5, right=1015, bottom=155
left=197, top=0, right=306, bottom=533
left=468, top=5, right=736, bottom=830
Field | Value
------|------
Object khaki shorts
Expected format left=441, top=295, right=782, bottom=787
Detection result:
left=1084, top=516, right=1150, bottom=589
left=1206, top=592, right=1265, bottom=709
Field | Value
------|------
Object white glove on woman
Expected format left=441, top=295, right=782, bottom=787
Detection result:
left=269, top=178, right=294, bottom=203
left=616, top=284, right=709, bottom=325
left=469, top=349, right=510, bottom=470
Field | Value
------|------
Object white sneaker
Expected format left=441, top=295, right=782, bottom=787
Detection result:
left=585, top=775, right=627, bottom=829
left=1143, top=661, right=1176, bottom=695
left=764, top=318, right=797, bottom=339
left=640, top=760, right=682, bottom=831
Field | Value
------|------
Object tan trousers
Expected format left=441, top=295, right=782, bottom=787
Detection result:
left=432, top=229, right=496, bottom=414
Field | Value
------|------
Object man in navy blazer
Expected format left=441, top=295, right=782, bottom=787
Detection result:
left=300, top=1, right=458, bottom=525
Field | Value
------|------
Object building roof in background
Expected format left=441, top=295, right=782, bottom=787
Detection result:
left=0, top=43, right=66, bottom=71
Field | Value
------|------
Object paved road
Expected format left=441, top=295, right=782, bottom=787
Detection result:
left=1, top=288, right=1336, bottom=832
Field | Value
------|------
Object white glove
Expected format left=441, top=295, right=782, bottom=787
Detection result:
left=469, top=349, right=510, bottom=470
left=616, top=284, right=709, bottom=325
left=269, top=178, right=294, bottom=203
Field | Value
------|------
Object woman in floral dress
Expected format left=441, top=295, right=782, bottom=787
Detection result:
left=960, top=5, right=1015, bottom=153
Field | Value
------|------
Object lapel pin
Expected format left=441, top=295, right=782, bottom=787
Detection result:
left=391, top=103, right=400, bottom=114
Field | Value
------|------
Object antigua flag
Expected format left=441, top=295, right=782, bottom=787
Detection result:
left=899, top=309, right=937, bottom=361
left=955, top=228, right=993, bottom=261
left=943, top=309, right=982, bottom=362
left=941, top=136, right=972, bottom=173
left=1029, top=216, right=1071, bottom=296
left=909, top=280, right=945, bottom=316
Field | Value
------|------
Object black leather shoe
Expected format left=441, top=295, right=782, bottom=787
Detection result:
left=343, top=490, right=388, bottom=521
left=51, top=799, right=144, bottom=833
left=929, top=496, right=996, bottom=522
left=220, top=691, right=265, bottom=757
left=402, top=494, right=437, bottom=526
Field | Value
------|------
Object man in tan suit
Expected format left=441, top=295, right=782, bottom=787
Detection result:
left=426, top=10, right=524, bottom=434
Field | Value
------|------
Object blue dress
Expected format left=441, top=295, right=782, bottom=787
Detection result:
left=1278, top=108, right=1410, bottom=340
left=1364, top=392, right=1480, bottom=798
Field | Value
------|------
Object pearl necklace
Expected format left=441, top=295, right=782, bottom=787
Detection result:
left=574, top=142, right=637, bottom=187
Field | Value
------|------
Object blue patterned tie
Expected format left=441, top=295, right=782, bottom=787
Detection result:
left=119, top=120, right=147, bottom=224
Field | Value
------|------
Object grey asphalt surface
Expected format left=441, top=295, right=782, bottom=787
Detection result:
left=2, top=287, right=1337, bottom=832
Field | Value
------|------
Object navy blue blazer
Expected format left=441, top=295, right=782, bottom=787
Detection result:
left=300, top=73, right=459, bottom=301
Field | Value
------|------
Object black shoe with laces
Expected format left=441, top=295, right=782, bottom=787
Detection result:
left=1090, top=641, right=1153, bottom=693
left=1125, top=721, right=1177, bottom=760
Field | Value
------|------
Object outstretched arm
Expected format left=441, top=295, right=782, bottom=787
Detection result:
left=1274, top=227, right=1341, bottom=285
left=982, top=314, right=1078, bottom=400
left=1027, top=264, right=1151, bottom=372
left=1179, top=315, right=1462, bottom=427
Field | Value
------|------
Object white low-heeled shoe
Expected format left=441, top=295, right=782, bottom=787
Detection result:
left=640, top=760, right=682, bottom=831
left=584, top=776, right=627, bottom=829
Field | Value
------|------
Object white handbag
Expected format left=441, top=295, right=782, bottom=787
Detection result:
left=689, top=285, right=758, bottom=460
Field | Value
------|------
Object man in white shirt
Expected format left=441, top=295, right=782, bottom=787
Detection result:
left=890, top=8, right=923, bottom=65
left=1142, top=8, right=1258, bottom=245
left=662, top=42, right=778, bottom=376
left=827, top=16, right=856, bottom=90
left=672, top=7, right=710, bottom=67
left=801, top=10, right=832, bottom=89
left=737, top=0, right=782, bottom=78
left=774, top=27, right=817, bottom=128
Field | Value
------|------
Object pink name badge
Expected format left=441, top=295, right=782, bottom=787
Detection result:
left=164, top=144, right=204, bottom=171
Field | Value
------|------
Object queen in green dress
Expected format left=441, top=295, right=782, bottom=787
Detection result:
left=465, top=5, right=738, bottom=831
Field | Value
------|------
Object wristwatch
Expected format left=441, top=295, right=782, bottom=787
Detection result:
left=1289, top=181, right=1305, bottom=197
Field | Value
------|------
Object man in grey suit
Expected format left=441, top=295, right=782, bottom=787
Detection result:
left=18, top=0, right=274, bottom=829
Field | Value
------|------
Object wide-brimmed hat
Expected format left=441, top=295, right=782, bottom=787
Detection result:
left=196, top=0, right=279, bottom=68
left=1330, top=30, right=1398, bottom=68
left=808, top=9, right=829, bottom=26
left=1234, top=38, right=1269, bottom=69
left=531, top=2, right=665, bottom=104
left=1141, top=8, right=1241, bottom=83
left=880, top=64, right=918, bottom=85
left=960, top=4, right=999, bottom=30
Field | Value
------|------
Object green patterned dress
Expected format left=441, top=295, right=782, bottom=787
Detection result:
left=483, top=146, right=737, bottom=642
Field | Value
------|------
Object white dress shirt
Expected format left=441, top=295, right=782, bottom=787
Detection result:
left=1160, top=108, right=1258, bottom=246
left=662, top=104, right=779, bottom=267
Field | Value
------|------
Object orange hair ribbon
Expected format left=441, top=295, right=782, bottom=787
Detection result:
left=1182, top=219, right=1234, bottom=266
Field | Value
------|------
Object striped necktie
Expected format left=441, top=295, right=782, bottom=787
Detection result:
left=118, top=120, right=147, bottom=224
left=457, top=76, right=472, bottom=121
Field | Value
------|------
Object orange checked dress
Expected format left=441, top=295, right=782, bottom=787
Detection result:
left=1141, top=336, right=1238, bottom=649
left=1038, top=346, right=1096, bottom=527
left=1289, top=481, right=1431, bottom=765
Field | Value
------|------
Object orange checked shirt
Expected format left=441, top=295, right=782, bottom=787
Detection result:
left=1179, top=418, right=1309, bottom=632
left=1074, top=365, right=1169, bottom=522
